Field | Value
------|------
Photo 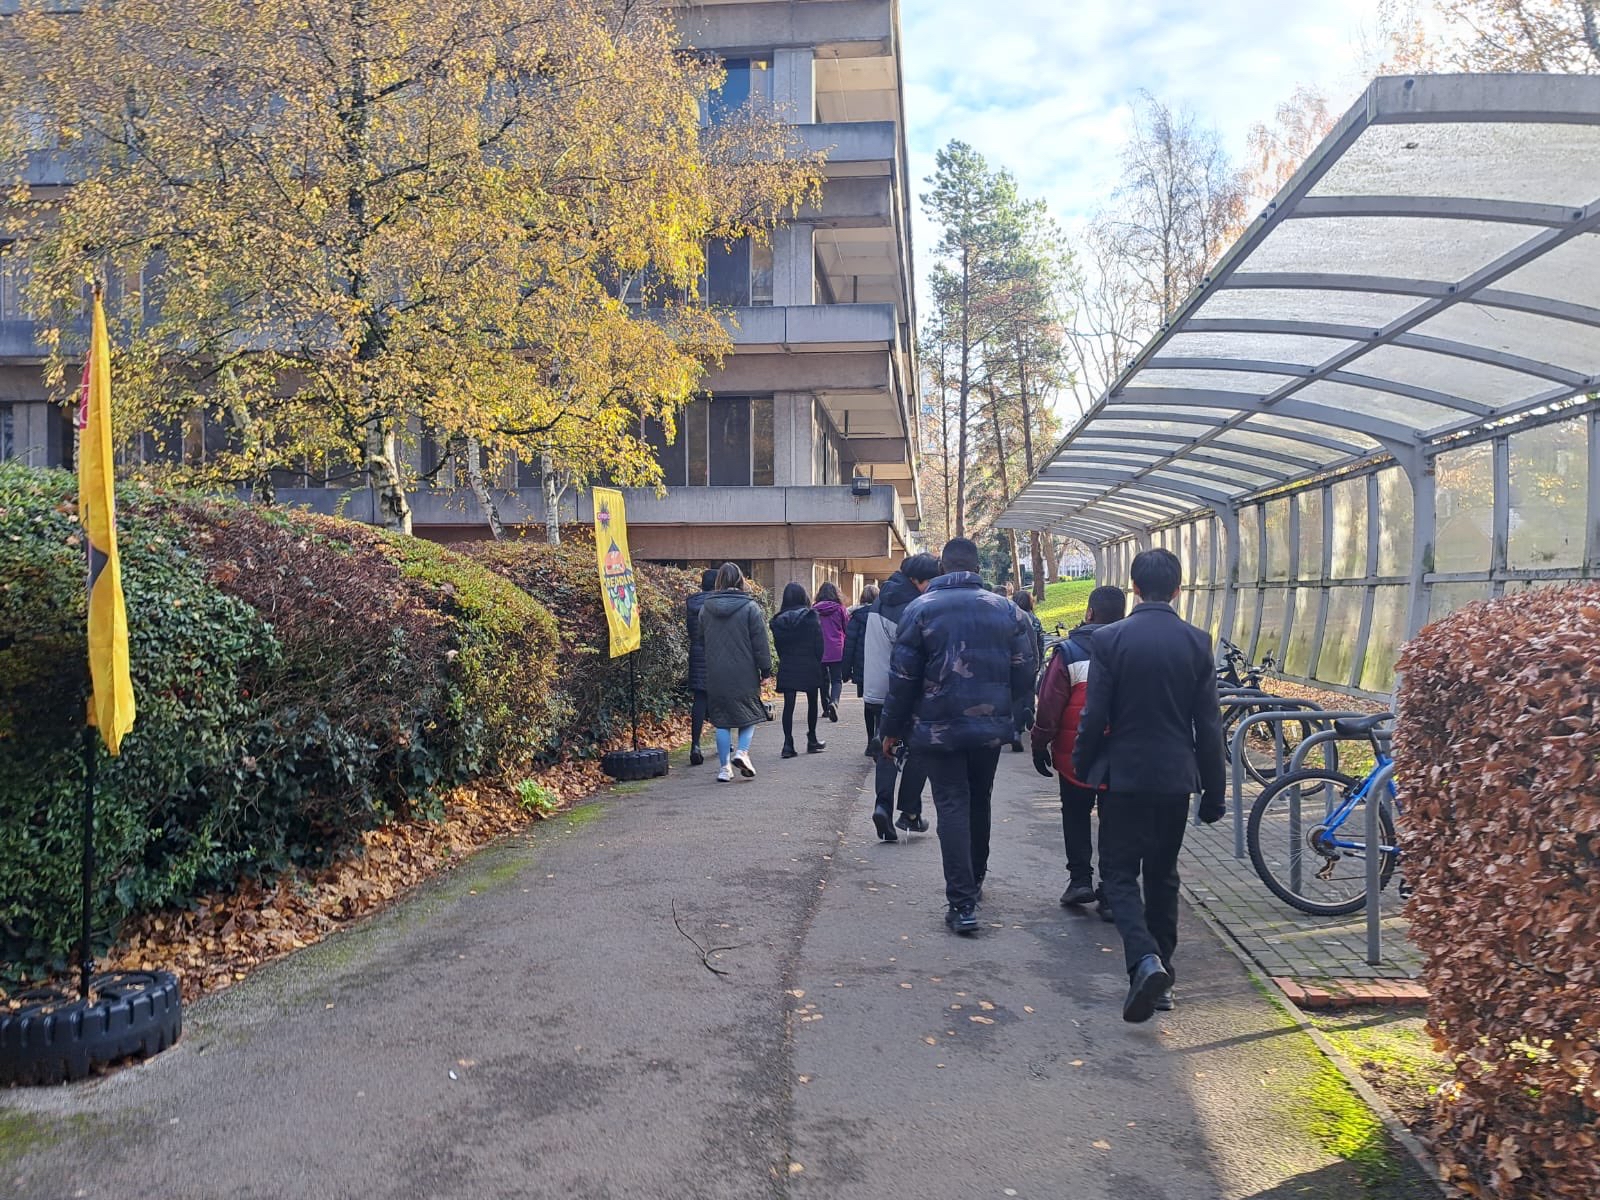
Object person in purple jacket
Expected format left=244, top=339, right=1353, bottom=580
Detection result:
left=813, top=581, right=849, bottom=722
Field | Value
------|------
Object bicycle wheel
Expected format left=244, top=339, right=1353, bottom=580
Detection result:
left=1247, top=769, right=1398, bottom=916
left=1242, top=712, right=1330, bottom=787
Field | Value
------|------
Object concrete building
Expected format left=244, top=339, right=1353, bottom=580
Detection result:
left=0, top=0, right=922, bottom=599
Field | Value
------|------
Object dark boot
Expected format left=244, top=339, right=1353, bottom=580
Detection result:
left=806, top=735, right=826, bottom=753
left=689, top=746, right=704, bottom=767
left=872, top=804, right=898, bottom=842
left=781, top=741, right=798, bottom=759
left=1123, top=955, right=1172, bottom=1024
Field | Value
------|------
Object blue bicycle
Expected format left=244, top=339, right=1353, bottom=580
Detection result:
left=1246, top=714, right=1399, bottom=916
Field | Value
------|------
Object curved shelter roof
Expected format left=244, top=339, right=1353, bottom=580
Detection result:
left=1001, top=74, right=1600, bottom=546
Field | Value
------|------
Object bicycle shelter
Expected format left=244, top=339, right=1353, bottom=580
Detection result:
left=1000, top=74, right=1600, bottom=698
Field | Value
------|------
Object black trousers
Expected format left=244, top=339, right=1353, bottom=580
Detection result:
left=920, top=746, right=1002, bottom=909
left=690, top=689, right=708, bottom=748
left=1098, top=792, right=1190, bottom=980
left=863, top=701, right=879, bottom=742
left=1059, top=780, right=1099, bottom=886
left=823, top=661, right=845, bottom=707
left=873, top=743, right=927, bottom=817
left=781, top=690, right=819, bottom=744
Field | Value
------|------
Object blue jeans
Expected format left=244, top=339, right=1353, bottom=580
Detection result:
left=714, top=725, right=755, bottom=766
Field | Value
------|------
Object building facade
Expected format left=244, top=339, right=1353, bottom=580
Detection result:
left=0, top=0, right=922, bottom=599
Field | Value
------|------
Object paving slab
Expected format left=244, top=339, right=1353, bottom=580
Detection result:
left=2, top=698, right=1434, bottom=1199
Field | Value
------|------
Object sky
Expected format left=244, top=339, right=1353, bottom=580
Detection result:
left=900, top=0, right=1398, bottom=268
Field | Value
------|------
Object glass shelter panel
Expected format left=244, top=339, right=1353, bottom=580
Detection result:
left=1508, top=417, right=1588, bottom=570
left=1330, top=477, right=1368, bottom=579
left=1264, top=499, right=1291, bottom=581
left=1232, top=588, right=1258, bottom=654
left=1284, top=588, right=1321, bottom=676
left=1434, top=443, right=1495, bottom=574
left=1193, top=519, right=1214, bottom=586
left=1359, top=586, right=1408, bottom=694
left=1256, top=588, right=1291, bottom=661
left=1376, top=467, right=1413, bottom=578
left=1237, top=512, right=1259, bottom=583
left=1297, top=489, right=1324, bottom=580
left=1315, top=587, right=1366, bottom=685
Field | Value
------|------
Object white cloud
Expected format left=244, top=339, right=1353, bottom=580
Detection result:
left=902, top=0, right=1390, bottom=268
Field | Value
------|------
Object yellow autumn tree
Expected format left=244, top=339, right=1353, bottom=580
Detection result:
left=0, top=0, right=821, bottom=535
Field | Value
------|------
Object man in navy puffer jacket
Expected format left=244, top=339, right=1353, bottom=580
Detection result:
left=879, top=538, right=1038, bottom=934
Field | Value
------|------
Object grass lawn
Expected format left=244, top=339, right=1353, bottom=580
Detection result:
left=1034, top=578, right=1096, bottom=634
left=1309, top=1006, right=1452, bottom=1131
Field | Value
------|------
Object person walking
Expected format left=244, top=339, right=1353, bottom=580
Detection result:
left=700, top=562, right=772, bottom=783
left=684, top=568, right=718, bottom=767
left=879, top=539, right=1037, bottom=931
left=861, top=553, right=942, bottom=840
left=1032, top=585, right=1126, bottom=919
left=1014, top=590, right=1046, bottom=671
left=813, top=581, right=849, bottom=720
left=842, top=584, right=878, bottom=751
left=769, top=583, right=826, bottom=758
left=1072, top=548, right=1226, bottom=1022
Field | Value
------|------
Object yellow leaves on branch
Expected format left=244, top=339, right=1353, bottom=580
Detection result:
left=0, top=0, right=822, bottom=496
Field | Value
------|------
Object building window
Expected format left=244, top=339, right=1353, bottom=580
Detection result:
left=707, top=58, right=772, bottom=125
left=0, top=246, right=31, bottom=322
left=0, top=405, right=13, bottom=462
left=645, top=396, right=776, bottom=487
left=705, top=237, right=774, bottom=308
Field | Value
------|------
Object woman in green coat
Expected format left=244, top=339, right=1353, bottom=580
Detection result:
left=699, top=561, right=773, bottom=782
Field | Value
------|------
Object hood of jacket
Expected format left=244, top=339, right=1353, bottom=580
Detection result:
left=686, top=589, right=710, bottom=617
left=873, top=571, right=923, bottom=624
left=769, top=606, right=814, bottom=634
left=703, top=590, right=758, bottom=619
left=812, top=598, right=846, bottom=621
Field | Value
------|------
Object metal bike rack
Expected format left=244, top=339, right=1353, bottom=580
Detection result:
left=1222, top=703, right=1377, bottom=859
left=1287, top=716, right=1397, bottom=774
left=1366, top=760, right=1399, bottom=966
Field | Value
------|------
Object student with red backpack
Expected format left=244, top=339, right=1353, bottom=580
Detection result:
left=1031, top=585, right=1127, bottom=919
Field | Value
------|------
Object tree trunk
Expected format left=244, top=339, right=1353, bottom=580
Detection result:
left=1006, top=528, right=1024, bottom=593
left=1015, top=333, right=1044, bottom=600
left=366, top=419, right=411, bottom=534
left=219, top=363, right=273, bottom=505
left=462, top=436, right=505, bottom=541
left=542, top=454, right=563, bottom=545
left=1030, top=530, right=1046, bottom=602
left=984, top=386, right=1023, bottom=587
left=1044, top=534, right=1061, bottom=583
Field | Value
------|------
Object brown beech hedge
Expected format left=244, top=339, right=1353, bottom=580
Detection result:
left=1396, top=584, right=1599, bottom=1199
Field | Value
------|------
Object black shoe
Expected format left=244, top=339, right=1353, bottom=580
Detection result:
left=864, top=740, right=878, bottom=758
left=826, top=703, right=839, bottom=723
left=806, top=737, right=826, bottom=753
left=944, top=904, right=979, bottom=935
left=1095, top=891, right=1115, bottom=923
left=895, top=812, right=929, bottom=833
left=689, top=746, right=704, bottom=767
left=1010, top=739, right=1024, bottom=753
left=1060, top=882, right=1097, bottom=907
left=872, top=804, right=898, bottom=842
left=781, top=742, right=798, bottom=759
left=1123, top=954, right=1172, bottom=1024
left=1154, top=989, right=1175, bottom=1012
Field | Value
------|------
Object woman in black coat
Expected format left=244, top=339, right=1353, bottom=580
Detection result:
left=700, top=562, right=773, bottom=782
left=768, top=582, right=826, bottom=758
left=684, top=568, right=719, bottom=767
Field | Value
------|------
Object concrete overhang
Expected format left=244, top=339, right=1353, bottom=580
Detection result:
left=797, top=177, right=894, bottom=228
left=724, top=302, right=895, bottom=351
left=673, top=0, right=893, bottom=60
left=799, top=122, right=895, bottom=174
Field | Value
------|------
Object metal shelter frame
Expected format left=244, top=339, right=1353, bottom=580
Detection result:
left=1001, top=74, right=1600, bottom=697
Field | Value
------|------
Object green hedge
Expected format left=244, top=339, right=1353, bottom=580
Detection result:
left=2, top=466, right=670, bottom=975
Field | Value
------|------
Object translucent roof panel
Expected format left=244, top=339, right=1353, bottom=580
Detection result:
left=1125, top=369, right=1300, bottom=394
left=1160, top=331, right=1359, bottom=366
left=1193, top=287, right=1424, bottom=329
left=1248, top=217, right=1531, bottom=283
left=998, top=75, right=1600, bottom=544
left=1309, top=122, right=1600, bottom=207
left=1352, top=344, right=1550, bottom=407
left=1413, top=304, right=1600, bottom=375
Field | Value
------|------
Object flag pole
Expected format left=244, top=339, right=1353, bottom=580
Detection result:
left=629, top=650, right=639, bottom=752
left=79, top=718, right=97, bottom=1000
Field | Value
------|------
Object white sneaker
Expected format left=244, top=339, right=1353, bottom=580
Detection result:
left=716, top=764, right=733, bottom=783
left=731, top=751, right=756, bottom=778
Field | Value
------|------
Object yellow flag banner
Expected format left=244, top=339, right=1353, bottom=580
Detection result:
left=592, top=487, right=641, bottom=658
left=77, top=292, right=136, bottom=755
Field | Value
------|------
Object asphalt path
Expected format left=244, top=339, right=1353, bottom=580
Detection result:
left=3, top=697, right=1433, bottom=1199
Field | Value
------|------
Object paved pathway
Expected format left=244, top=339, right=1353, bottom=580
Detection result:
left=2, top=698, right=1433, bottom=1199
left=1179, top=792, right=1422, bottom=984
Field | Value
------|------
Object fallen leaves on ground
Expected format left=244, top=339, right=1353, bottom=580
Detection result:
left=77, top=712, right=690, bottom=1004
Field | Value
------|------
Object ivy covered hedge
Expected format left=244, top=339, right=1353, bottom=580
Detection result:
left=0, top=464, right=693, bottom=974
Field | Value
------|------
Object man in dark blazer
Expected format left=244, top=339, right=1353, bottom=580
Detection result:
left=1073, top=548, right=1226, bottom=1023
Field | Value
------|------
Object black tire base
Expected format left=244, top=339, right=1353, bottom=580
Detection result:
left=1, top=970, right=183, bottom=1086
left=601, top=747, right=669, bottom=781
